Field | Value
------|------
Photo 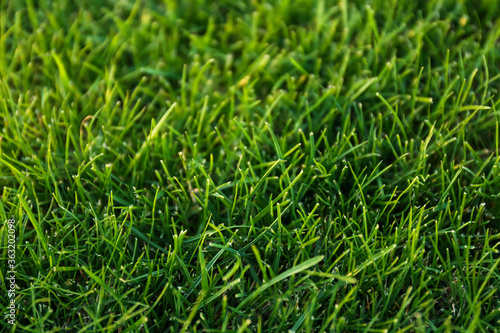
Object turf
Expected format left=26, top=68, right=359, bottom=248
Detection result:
left=1, top=0, right=500, bottom=332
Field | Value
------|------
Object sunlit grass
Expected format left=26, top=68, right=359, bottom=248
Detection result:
left=1, top=0, right=500, bottom=332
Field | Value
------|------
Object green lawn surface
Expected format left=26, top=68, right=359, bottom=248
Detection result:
left=1, top=0, right=500, bottom=332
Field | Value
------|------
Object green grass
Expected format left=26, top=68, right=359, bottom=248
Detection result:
left=1, top=0, right=500, bottom=331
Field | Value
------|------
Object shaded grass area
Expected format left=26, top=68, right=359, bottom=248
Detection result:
left=1, top=0, right=500, bottom=331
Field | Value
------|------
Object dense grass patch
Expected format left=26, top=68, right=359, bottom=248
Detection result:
left=1, top=0, right=500, bottom=331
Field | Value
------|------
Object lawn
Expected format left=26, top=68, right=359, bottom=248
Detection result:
left=1, top=0, right=500, bottom=332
